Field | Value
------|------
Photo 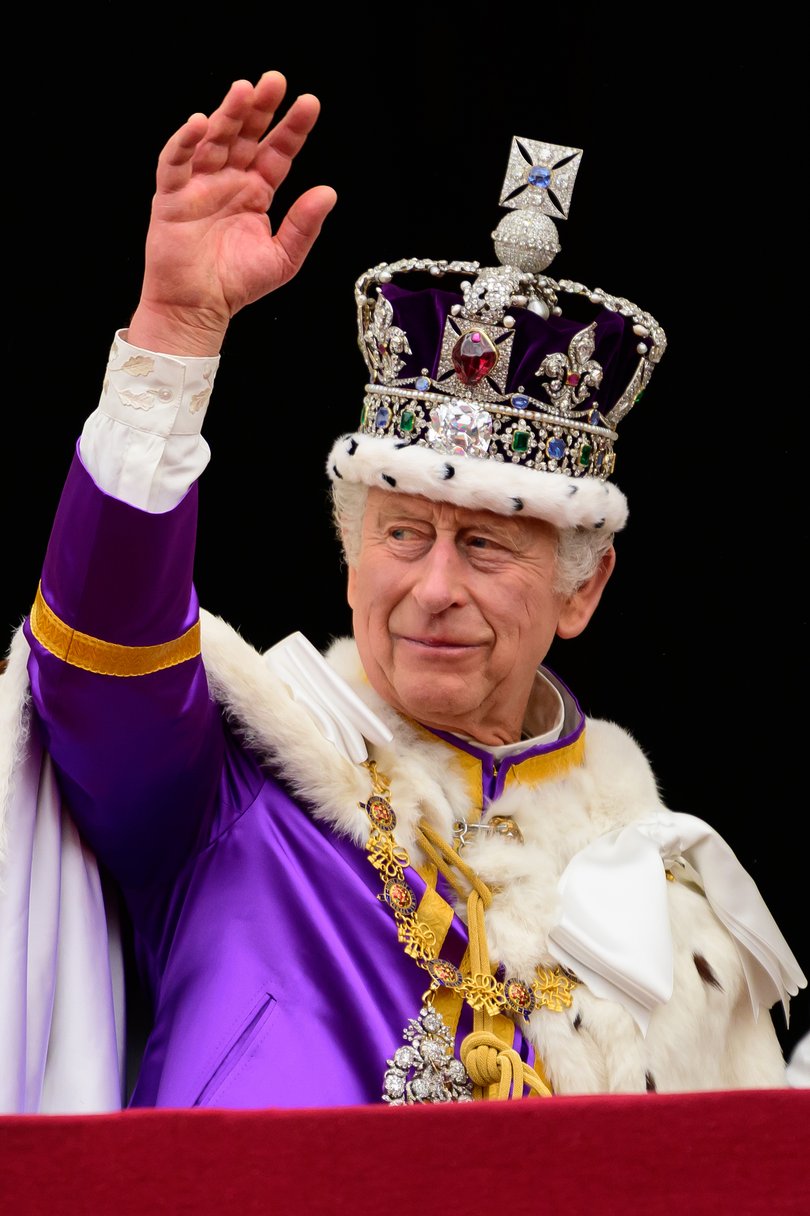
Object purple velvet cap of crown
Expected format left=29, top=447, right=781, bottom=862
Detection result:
left=378, top=280, right=640, bottom=418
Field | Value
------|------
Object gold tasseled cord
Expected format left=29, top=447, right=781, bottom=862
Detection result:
left=416, top=819, right=552, bottom=1099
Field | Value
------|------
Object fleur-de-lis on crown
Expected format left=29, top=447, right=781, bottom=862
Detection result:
left=535, top=323, right=603, bottom=414
left=364, top=292, right=412, bottom=382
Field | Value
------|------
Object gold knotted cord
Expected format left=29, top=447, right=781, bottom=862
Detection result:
left=362, top=761, right=566, bottom=1101
left=415, top=820, right=493, bottom=908
left=418, top=821, right=552, bottom=1100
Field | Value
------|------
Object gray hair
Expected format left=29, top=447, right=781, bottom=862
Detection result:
left=330, top=480, right=613, bottom=599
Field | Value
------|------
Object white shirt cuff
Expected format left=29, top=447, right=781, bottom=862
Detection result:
left=79, top=330, right=220, bottom=512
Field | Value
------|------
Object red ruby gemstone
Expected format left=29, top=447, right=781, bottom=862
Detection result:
left=452, top=330, right=498, bottom=384
left=565, top=372, right=581, bottom=386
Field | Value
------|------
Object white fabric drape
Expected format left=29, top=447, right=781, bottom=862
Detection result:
left=548, top=809, right=807, bottom=1034
left=0, top=628, right=124, bottom=1113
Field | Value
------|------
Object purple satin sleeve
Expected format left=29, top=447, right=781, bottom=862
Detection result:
left=23, top=445, right=224, bottom=889
left=38, top=443, right=200, bottom=645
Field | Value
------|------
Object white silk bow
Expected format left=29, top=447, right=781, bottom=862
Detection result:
left=547, top=809, right=807, bottom=1034
left=264, top=632, right=393, bottom=763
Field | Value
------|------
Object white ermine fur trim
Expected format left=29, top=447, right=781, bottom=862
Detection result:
left=199, top=613, right=475, bottom=852
left=327, top=433, right=629, bottom=532
left=0, top=624, right=34, bottom=877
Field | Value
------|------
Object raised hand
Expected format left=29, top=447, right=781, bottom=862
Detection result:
left=127, top=71, right=337, bottom=356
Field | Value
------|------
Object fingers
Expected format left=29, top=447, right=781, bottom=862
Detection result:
left=154, top=72, right=324, bottom=203
left=273, top=184, right=338, bottom=284
left=155, top=71, right=289, bottom=194
left=253, top=92, right=322, bottom=197
left=240, top=70, right=290, bottom=143
left=155, top=111, right=210, bottom=194
left=193, top=72, right=288, bottom=174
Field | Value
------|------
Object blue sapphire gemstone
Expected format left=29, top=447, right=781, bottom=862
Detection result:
left=528, top=165, right=551, bottom=189
left=547, top=437, right=566, bottom=460
left=512, top=394, right=529, bottom=409
left=589, top=408, right=602, bottom=426
left=375, top=405, right=391, bottom=429
left=416, top=376, right=430, bottom=392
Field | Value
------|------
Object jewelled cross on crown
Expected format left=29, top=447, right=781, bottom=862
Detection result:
left=491, top=135, right=583, bottom=276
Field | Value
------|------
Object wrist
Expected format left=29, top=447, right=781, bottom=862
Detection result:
left=126, top=300, right=228, bottom=357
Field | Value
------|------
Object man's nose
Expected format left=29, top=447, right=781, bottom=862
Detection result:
left=411, top=539, right=468, bottom=614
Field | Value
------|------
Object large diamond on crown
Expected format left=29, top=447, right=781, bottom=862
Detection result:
left=427, top=400, right=493, bottom=458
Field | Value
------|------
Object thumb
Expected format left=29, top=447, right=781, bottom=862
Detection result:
left=274, top=185, right=338, bottom=284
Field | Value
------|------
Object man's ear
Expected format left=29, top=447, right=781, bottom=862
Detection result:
left=346, top=565, right=357, bottom=610
left=556, top=546, right=616, bottom=639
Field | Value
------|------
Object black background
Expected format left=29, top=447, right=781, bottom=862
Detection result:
left=4, top=9, right=806, bottom=1061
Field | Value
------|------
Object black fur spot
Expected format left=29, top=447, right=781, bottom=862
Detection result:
left=440, top=463, right=455, bottom=479
left=381, top=473, right=397, bottom=487
left=394, top=441, right=409, bottom=449
left=331, top=464, right=343, bottom=479
left=593, top=518, right=605, bottom=529
left=511, top=497, right=524, bottom=511
left=645, top=1071, right=657, bottom=1093
left=567, top=484, right=579, bottom=495
left=693, top=953, right=723, bottom=990
left=573, top=1012, right=583, bottom=1031
left=347, top=438, right=358, bottom=456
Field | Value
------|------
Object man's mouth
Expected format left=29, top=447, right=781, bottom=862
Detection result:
left=397, top=635, right=480, bottom=651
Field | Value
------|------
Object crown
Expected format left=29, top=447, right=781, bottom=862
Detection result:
left=327, top=136, right=667, bottom=533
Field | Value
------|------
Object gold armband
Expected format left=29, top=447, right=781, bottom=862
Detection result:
left=29, top=582, right=200, bottom=677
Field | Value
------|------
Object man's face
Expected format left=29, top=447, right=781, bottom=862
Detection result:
left=347, top=489, right=594, bottom=745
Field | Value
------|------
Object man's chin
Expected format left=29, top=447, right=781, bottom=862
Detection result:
left=393, top=678, right=481, bottom=728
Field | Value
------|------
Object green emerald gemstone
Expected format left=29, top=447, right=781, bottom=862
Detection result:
left=400, top=410, right=415, bottom=433
left=578, top=443, right=592, bottom=467
left=634, top=389, right=645, bottom=404
left=511, top=429, right=530, bottom=453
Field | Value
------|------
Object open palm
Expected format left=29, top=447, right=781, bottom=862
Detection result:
left=130, top=71, right=337, bottom=355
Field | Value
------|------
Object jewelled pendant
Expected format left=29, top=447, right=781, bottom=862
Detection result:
left=382, top=1004, right=473, bottom=1104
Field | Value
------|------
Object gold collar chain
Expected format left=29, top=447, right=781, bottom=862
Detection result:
left=359, top=760, right=577, bottom=1103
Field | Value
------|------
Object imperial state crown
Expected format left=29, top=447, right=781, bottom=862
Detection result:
left=327, top=136, right=666, bottom=533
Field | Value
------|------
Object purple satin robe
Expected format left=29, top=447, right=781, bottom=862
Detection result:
left=23, top=450, right=581, bottom=1108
